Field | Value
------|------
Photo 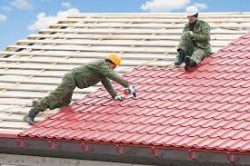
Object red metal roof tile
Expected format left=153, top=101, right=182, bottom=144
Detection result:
left=19, top=32, right=250, bottom=154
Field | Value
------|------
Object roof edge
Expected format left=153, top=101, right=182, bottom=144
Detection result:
left=1, top=137, right=250, bottom=165
left=17, top=135, right=250, bottom=155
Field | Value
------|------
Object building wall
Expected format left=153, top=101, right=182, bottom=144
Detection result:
left=0, top=153, right=151, bottom=166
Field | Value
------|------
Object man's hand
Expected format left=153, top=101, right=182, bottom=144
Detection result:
left=188, top=31, right=194, bottom=37
left=124, top=85, right=136, bottom=97
left=114, top=95, right=125, bottom=101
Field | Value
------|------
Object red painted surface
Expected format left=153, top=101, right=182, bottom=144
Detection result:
left=19, top=32, right=250, bottom=153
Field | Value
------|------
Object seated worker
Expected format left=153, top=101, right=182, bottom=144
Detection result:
left=174, top=6, right=211, bottom=71
left=23, top=54, right=136, bottom=125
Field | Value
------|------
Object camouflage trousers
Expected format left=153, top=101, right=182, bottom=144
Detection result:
left=32, top=72, right=76, bottom=113
left=178, top=32, right=211, bottom=64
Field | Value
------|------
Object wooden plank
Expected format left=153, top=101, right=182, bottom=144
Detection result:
left=0, top=105, right=30, bottom=114
left=0, top=81, right=100, bottom=94
left=0, top=69, right=128, bottom=79
left=62, top=17, right=250, bottom=23
left=0, top=98, right=78, bottom=106
left=0, top=57, right=152, bottom=66
left=0, top=75, right=62, bottom=84
left=28, top=33, right=183, bottom=40
left=0, top=75, right=102, bottom=89
left=147, top=60, right=177, bottom=67
left=0, top=98, right=32, bottom=106
left=0, top=51, right=173, bottom=60
left=68, top=13, right=250, bottom=18
left=17, top=39, right=181, bottom=47
left=28, top=33, right=242, bottom=41
left=66, top=15, right=250, bottom=21
left=0, top=105, right=12, bottom=110
left=39, top=28, right=184, bottom=34
left=6, top=45, right=174, bottom=54
left=0, top=128, right=24, bottom=134
left=0, top=76, right=123, bottom=93
left=2, top=113, right=29, bottom=122
left=0, top=68, right=133, bottom=78
left=50, top=22, right=250, bottom=30
left=53, top=22, right=186, bottom=28
left=6, top=44, right=221, bottom=54
left=0, top=63, right=134, bottom=73
left=0, top=106, right=58, bottom=116
left=0, top=62, right=77, bottom=71
left=0, top=85, right=97, bottom=95
left=38, top=28, right=247, bottom=35
left=0, top=69, right=67, bottom=77
left=5, top=114, right=53, bottom=122
left=0, top=91, right=84, bottom=102
left=0, top=57, right=97, bottom=64
left=16, top=39, right=228, bottom=47
left=0, top=112, right=11, bottom=120
left=0, top=121, right=31, bottom=129
left=4, top=45, right=168, bottom=54
left=0, top=91, right=48, bottom=99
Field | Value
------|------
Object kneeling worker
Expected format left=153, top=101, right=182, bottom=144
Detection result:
left=24, top=54, right=136, bottom=125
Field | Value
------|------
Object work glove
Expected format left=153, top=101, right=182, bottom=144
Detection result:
left=124, top=85, right=136, bottom=97
left=114, top=95, right=125, bottom=101
left=188, top=31, right=195, bottom=41
left=188, top=31, right=193, bottom=37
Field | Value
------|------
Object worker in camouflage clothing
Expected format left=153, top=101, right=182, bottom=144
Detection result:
left=174, top=6, right=211, bottom=71
left=23, top=54, right=136, bottom=125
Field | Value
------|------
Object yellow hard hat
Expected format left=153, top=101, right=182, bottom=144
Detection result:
left=107, top=53, right=122, bottom=66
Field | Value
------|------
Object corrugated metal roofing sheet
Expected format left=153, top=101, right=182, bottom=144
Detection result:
left=19, top=32, right=250, bottom=153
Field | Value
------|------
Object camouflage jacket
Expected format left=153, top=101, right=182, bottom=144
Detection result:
left=183, top=20, right=211, bottom=51
left=71, top=60, right=129, bottom=98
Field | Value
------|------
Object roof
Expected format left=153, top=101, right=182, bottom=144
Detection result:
left=1, top=13, right=250, bottom=165
left=19, top=31, right=250, bottom=154
left=1, top=13, right=250, bottom=134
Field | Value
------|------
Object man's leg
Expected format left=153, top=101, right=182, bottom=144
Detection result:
left=185, top=48, right=210, bottom=71
left=59, top=89, right=74, bottom=107
left=23, top=72, right=76, bottom=125
left=175, top=32, right=194, bottom=66
left=45, top=73, right=76, bottom=109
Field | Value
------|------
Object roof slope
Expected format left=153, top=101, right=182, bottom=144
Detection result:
left=1, top=13, right=250, bottom=134
left=19, top=31, right=250, bottom=153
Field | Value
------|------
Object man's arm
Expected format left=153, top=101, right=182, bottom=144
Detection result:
left=99, top=64, right=129, bottom=88
left=192, top=22, right=210, bottom=42
left=101, top=77, right=117, bottom=98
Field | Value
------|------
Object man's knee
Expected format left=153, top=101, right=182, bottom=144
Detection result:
left=48, top=103, right=64, bottom=110
left=191, top=56, right=202, bottom=64
left=62, top=73, right=76, bottom=88
left=191, top=50, right=208, bottom=64
left=46, top=97, right=71, bottom=110
left=47, top=91, right=73, bottom=109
